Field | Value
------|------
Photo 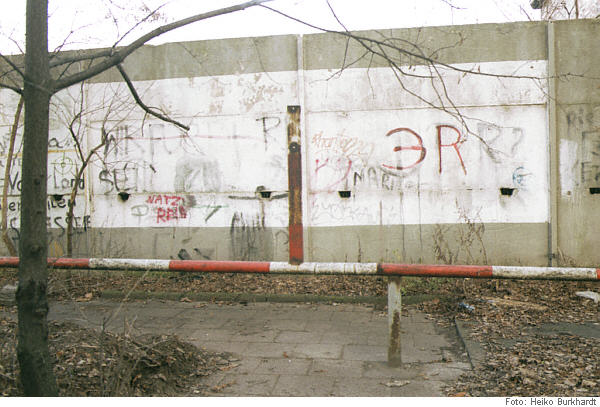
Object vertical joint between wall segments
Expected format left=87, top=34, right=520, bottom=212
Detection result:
left=547, top=20, right=559, bottom=267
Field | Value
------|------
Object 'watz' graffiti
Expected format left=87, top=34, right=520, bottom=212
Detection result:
left=146, top=194, right=187, bottom=224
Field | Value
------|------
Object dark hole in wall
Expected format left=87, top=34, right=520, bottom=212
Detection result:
left=338, top=190, right=351, bottom=198
left=500, top=188, right=515, bottom=196
left=259, top=191, right=272, bottom=199
left=590, top=187, right=600, bottom=195
left=118, top=192, right=130, bottom=201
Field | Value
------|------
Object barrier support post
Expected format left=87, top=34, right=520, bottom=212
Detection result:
left=387, top=277, right=402, bottom=366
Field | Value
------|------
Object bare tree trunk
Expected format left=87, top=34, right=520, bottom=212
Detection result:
left=17, top=0, right=58, bottom=396
left=12, top=0, right=270, bottom=396
left=2, top=96, right=23, bottom=256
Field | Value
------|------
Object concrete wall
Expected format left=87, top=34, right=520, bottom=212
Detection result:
left=1, top=19, right=599, bottom=266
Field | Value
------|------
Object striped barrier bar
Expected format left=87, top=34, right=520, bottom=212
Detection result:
left=2, top=256, right=598, bottom=366
left=0, top=257, right=599, bottom=281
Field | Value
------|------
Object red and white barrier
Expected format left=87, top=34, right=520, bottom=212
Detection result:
left=0, top=257, right=599, bottom=281
left=2, top=256, right=597, bottom=366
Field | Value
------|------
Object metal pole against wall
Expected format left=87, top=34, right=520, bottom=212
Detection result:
left=287, top=105, right=303, bottom=265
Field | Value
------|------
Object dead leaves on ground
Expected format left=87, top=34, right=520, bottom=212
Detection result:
left=0, top=318, right=236, bottom=396
left=422, top=279, right=600, bottom=397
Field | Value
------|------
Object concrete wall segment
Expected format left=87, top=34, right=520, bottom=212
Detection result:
left=553, top=19, right=600, bottom=105
left=302, top=22, right=548, bottom=71
left=89, top=35, right=300, bottom=84
left=307, top=223, right=548, bottom=265
left=3, top=19, right=600, bottom=266
left=303, top=61, right=547, bottom=112
left=305, top=105, right=549, bottom=226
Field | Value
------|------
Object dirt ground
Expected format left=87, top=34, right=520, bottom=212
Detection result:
left=1, top=268, right=599, bottom=396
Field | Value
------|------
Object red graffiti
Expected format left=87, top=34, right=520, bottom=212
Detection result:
left=314, top=157, right=353, bottom=192
left=146, top=194, right=187, bottom=223
left=146, top=194, right=183, bottom=206
left=437, top=125, right=467, bottom=175
left=156, top=206, right=187, bottom=223
left=381, top=125, right=467, bottom=175
left=382, top=128, right=427, bottom=171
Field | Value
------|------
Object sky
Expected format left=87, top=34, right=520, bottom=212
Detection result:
left=0, top=0, right=538, bottom=54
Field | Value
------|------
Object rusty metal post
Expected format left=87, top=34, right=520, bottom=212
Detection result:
left=388, top=277, right=402, bottom=366
left=287, top=105, right=303, bottom=265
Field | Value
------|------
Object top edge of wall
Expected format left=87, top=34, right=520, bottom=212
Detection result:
left=41, top=19, right=600, bottom=84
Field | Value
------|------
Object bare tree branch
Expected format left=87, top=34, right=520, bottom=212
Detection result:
left=260, top=4, right=541, bottom=82
left=49, top=49, right=112, bottom=68
left=53, top=0, right=272, bottom=91
left=116, top=63, right=190, bottom=131
left=0, top=52, right=25, bottom=79
left=438, top=0, right=466, bottom=10
left=0, top=82, right=23, bottom=94
left=68, top=82, right=87, bottom=163
left=112, top=3, right=168, bottom=48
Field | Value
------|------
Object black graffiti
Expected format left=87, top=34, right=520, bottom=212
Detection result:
left=130, top=204, right=149, bottom=217
left=176, top=247, right=213, bottom=261
left=48, top=138, right=63, bottom=149
left=178, top=249, right=191, bottom=260
left=53, top=176, right=84, bottom=191
left=353, top=166, right=402, bottom=191
left=229, top=212, right=267, bottom=261
left=257, top=116, right=281, bottom=150
left=45, top=215, right=91, bottom=233
left=103, top=127, right=130, bottom=158
left=0, top=197, right=78, bottom=213
left=5, top=171, right=21, bottom=193
left=6, top=214, right=91, bottom=256
left=9, top=217, right=19, bottom=244
left=99, top=165, right=138, bottom=193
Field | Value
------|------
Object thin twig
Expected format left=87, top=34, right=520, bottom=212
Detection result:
left=53, top=0, right=273, bottom=91
left=117, top=64, right=190, bottom=131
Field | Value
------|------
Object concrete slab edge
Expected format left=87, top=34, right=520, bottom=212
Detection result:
left=99, top=289, right=445, bottom=306
left=454, top=318, right=486, bottom=370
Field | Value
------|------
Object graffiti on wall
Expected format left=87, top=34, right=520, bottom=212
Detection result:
left=307, top=106, right=547, bottom=227
left=0, top=57, right=551, bottom=259
left=311, top=124, right=470, bottom=193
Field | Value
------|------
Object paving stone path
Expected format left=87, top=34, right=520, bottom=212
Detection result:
left=40, top=299, right=471, bottom=396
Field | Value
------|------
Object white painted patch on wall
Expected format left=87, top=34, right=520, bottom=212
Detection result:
left=306, top=106, right=549, bottom=226
left=0, top=60, right=550, bottom=230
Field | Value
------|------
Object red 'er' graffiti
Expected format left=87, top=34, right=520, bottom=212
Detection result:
left=382, top=125, right=467, bottom=174
left=382, top=128, right=427, bottom=171
left=437, top=125, right=467, bottom=175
